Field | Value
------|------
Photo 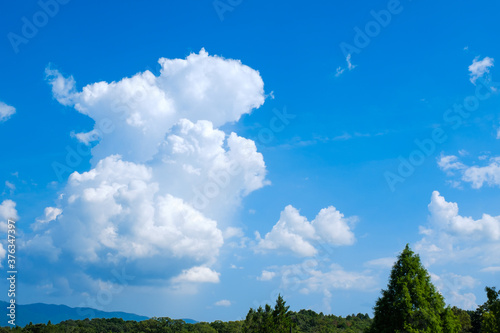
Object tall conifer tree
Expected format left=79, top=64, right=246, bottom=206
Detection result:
left=369, top=244, right=460, bottom=333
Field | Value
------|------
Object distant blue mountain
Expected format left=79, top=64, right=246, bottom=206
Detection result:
left=0, top=301, right=149, bottom=327
left=0, top=301, right=199, bottom=328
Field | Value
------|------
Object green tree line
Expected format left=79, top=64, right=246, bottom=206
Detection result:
left=1, top=245, right=499, bottom=332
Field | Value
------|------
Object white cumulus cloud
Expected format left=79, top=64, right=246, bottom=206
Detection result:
left=257, top=270, right=276, bottom=281
left=46, top=49, right=265, bottom=164
left=153, top=119, right=269, bottom=219
left=172, top=266, right=220, bottom=284
left=36, top=155, right=224, bottom=264
left=438, top=154, right=500, bottom=189
left=427, top=191, right=500, bottom=239
left=256, top=205, right=356, bottom=257
left=462, top=158, right=500, bottom=188
left=0, top=200, right=18, bottom=227
left=416, top=191, right=500, bottom=266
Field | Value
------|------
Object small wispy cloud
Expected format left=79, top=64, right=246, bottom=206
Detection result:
left=36, top=207, right=62, bottom=224
left=364, top=257, right=395, bottom=269
left=0, top=101, right=16, bottom=122
left=335, top=54, right=356, bottom=77
left=346, top=54, right=355, bottom=70
left=279, top=131, right=381, bottom=150
left=257, top=270, right=276, bottom=281
left=480, top=266, right=500, bottom=273
left=335, top=66, right=345, bottom=77
left=469, top=56, right=494, bottom=84
left=5, top=181, right=15, bottom=191
left=214, top=299, right=231, bottom=307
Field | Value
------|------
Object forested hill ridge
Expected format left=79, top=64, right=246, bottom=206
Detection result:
left=0, top=310, right=372, bottom=333
left=2, top=245, right=499, bottom=332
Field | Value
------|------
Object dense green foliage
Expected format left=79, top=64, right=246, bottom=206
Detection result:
left=0, top=317, right=243, bottom=333
left=368, top=244, right=460, bottom=333
left=438, top=287, right=500, bottom=333
left=243, top=294, right=293, bottom=332
left=451, top=307, right=472, bottom=333
left=291, top=310, right=372, bottom=332
left=242, top=295, right=371, bottom=332
left=474, top=286, right=500, bottom=333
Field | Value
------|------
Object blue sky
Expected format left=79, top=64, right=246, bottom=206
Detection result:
left=1, top=0, right=500, bottom=322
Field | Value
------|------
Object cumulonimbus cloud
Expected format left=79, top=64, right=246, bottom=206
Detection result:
left=28, top=50, right=269, bottom=293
